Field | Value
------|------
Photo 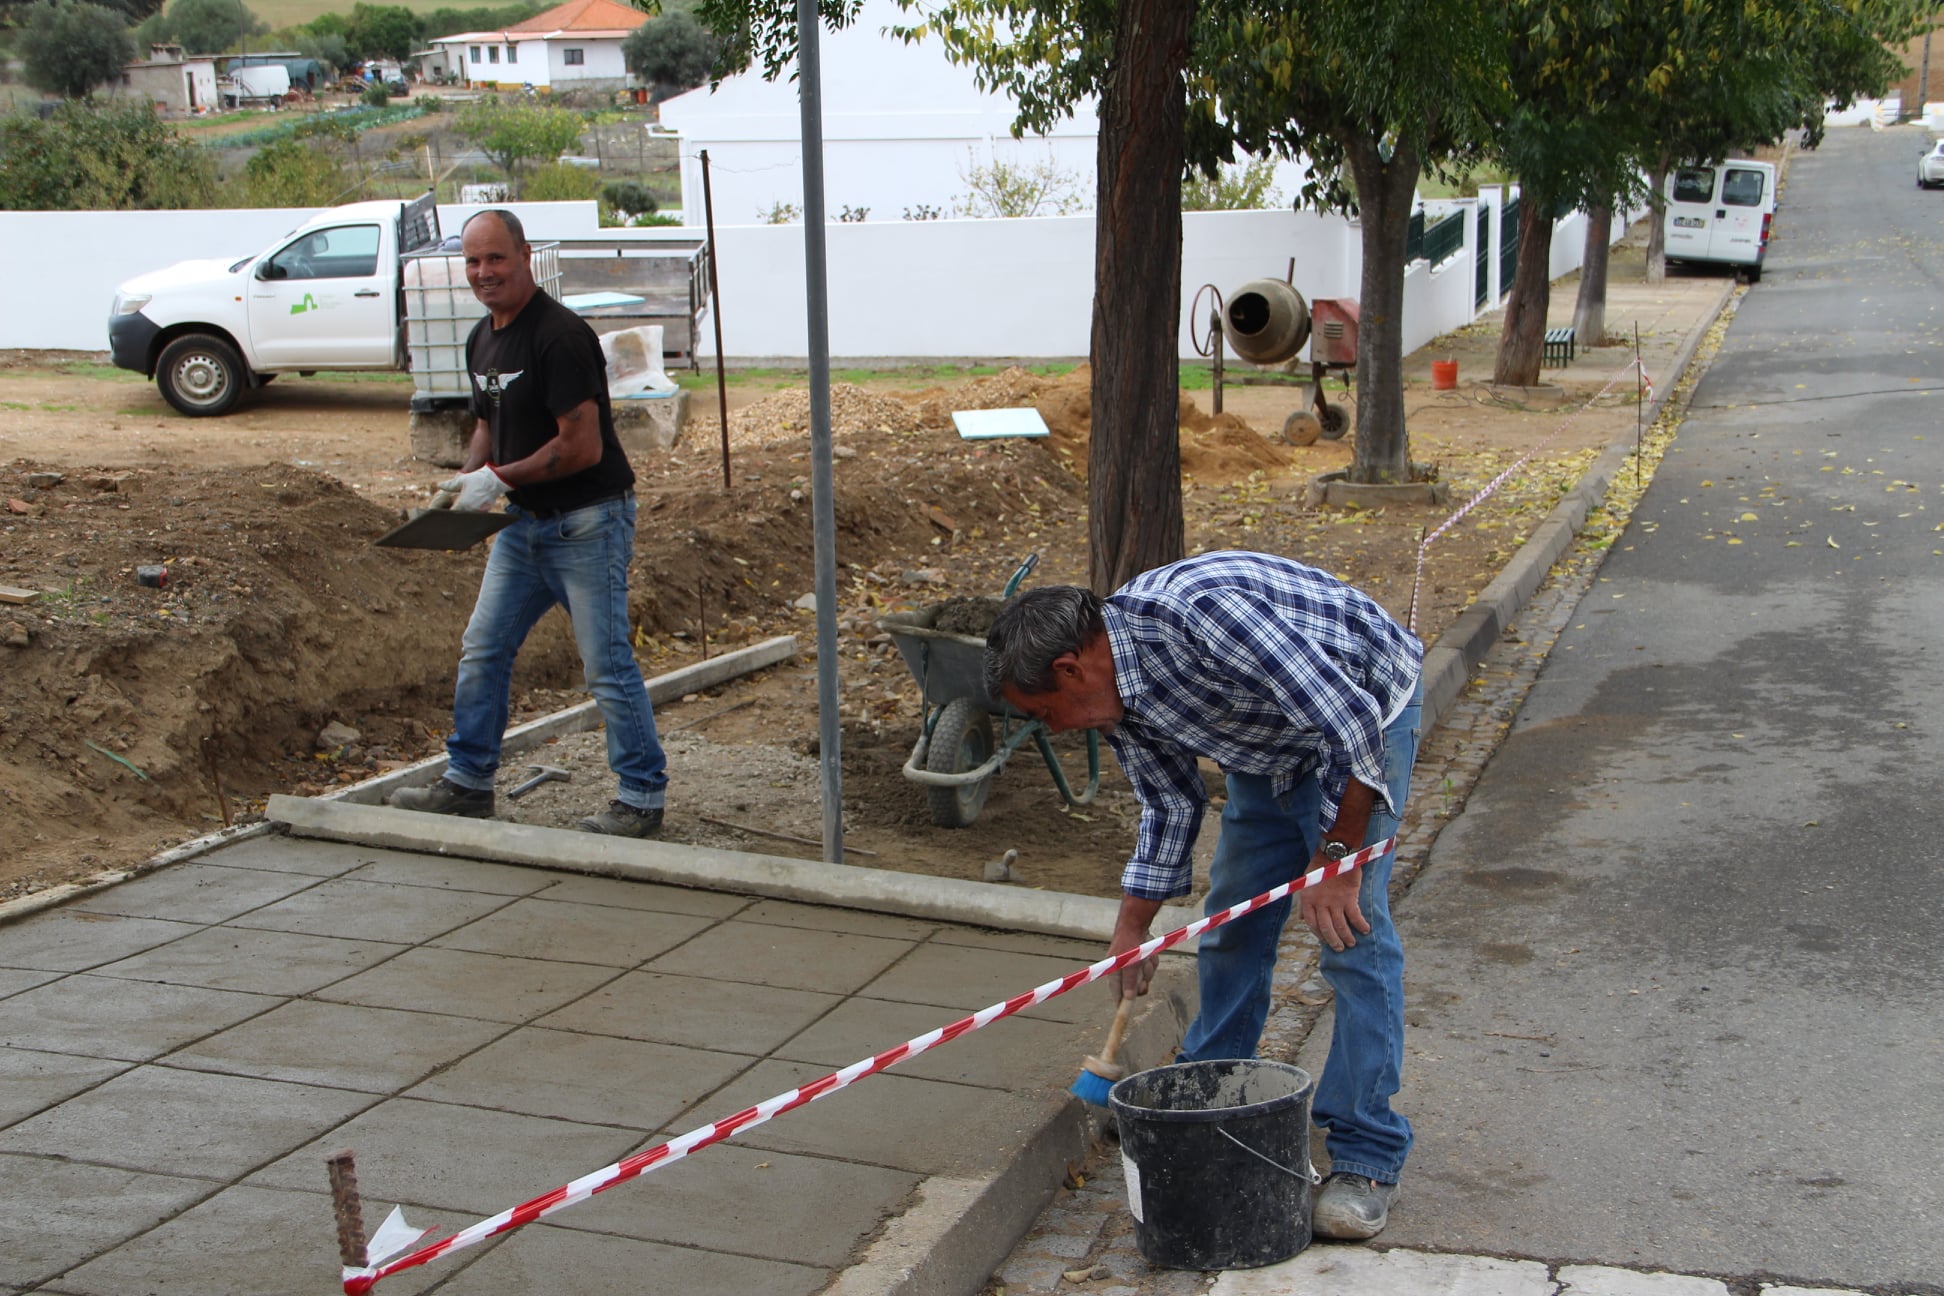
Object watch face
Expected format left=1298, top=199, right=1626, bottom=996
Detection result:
left=1323, top=841, right=1350, bottom=860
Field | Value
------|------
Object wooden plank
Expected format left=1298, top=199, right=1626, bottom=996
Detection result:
left=0, top=586, right=41, bottom=605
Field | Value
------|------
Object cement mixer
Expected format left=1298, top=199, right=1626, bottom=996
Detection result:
left=1217, top=279, right=1359, bottom=446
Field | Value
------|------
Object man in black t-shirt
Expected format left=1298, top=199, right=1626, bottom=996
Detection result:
left=390, top=209, right=668, bottom=836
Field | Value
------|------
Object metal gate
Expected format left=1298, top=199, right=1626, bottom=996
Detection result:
left=1498, top=195, right=1520, bottom=291
left=1475, top=205, right=1492, bottom=307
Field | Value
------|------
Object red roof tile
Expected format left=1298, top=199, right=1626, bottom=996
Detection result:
left=505, top=0, right=651, bottom=34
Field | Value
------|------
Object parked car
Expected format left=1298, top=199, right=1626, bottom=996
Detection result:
left=1663, top=159, right=1776, bottom=283
left=1918, top=140, right=1944, bottom=188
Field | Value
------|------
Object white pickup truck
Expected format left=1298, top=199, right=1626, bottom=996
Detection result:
left=109, top=191, right=443, bottom=416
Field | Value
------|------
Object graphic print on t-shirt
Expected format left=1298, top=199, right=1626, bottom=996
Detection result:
left=473, top=368, right=525, bottom=406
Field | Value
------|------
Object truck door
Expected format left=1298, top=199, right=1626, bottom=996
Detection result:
left=247, top=222, right=395, bottom=368
left=1665, top=167, right=1716, bottom=261
left=1709, top=166, right=1769, bottom=264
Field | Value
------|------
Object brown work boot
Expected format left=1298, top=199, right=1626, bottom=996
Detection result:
left=577, top=801, right=663, bottom=838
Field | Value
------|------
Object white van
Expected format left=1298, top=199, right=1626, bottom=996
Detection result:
left=1664, top=160, right=1776, bottom=282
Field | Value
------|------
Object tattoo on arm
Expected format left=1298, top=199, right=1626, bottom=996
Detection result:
left=544, top=448, right=561, bottom=476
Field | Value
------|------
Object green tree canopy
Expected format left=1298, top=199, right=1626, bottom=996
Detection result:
left=17, top=0, right=134, bottom=99
left=622, top=11, right=721, bottom=98
left=241, top=137, right=353, bottom=206
left=419, top=2, right=541, bottom=40
left=346, top=2, right=420, bottom=61
left=144, top=0, right=267, bottom=54
left=455, top=98, right=585, bottom=196
left=0, top=101, right=217, bottom=209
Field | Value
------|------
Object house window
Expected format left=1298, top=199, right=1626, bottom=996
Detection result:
left=506, top=44, right=517, bottom=63
left=563, top=48, right=584, bottom=65
left=470, top=45, right=481, bottom=60
left=488, top=46, right=499, bottom=64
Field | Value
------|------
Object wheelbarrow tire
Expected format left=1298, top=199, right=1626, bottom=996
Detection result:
left=926, top=697, right=995, bottom=828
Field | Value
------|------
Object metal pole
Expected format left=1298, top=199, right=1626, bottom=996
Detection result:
left=700, top=148, right=733, bottom=490
left=795, top=0, right=844, bottom=864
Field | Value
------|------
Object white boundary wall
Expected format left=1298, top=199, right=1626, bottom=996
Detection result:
left=3, top=196, right=1631, bottom=361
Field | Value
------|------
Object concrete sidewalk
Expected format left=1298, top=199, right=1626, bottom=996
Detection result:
left=0, top=265, right=1739, bottom=1296
left=0, top=823, right=1194, bottom=1295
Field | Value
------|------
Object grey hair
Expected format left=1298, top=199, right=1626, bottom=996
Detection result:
left=983, top=585, right=1105, bottom=697
left=462, top=208, right=528, bottom=247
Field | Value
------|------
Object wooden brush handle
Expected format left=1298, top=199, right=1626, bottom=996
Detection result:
left=1100, top=994, right=1135, bottom=1067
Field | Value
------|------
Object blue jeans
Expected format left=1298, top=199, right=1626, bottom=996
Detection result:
left=1177, top=683, right=1422, bottom=1184
left=444, top=494, right=667, bottom=811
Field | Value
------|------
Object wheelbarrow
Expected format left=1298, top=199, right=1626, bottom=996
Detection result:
left=877, top=556, right=1102, bottom=828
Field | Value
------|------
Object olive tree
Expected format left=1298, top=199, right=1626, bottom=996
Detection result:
left=17, top=0, right=134, bottom=99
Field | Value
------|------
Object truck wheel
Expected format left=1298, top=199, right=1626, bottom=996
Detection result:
left=157, top=334, right=245, bottom=417
left=925, top=697, right=994, bottom=828
left=1743, top=262, right=1763, bottom=285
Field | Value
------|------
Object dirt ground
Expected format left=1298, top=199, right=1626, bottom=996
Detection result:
left=0, top=269, right=1658, bottom=906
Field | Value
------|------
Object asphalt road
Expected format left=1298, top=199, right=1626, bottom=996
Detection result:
left=1378, top=126, right=1944, bottom=1290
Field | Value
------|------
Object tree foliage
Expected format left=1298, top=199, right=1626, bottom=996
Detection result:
left=623, top=11, right=722, bottom=98
left=455, top=98, right=585, bottom=195
left=417, top=2, right=541, bottom=41
left=143, top=0, right=267, bottom=54
left=17, top=0, right=134, bottom=99
left=0, top=101, right=217, bottom=209
left=241, top=137, right=352, bottom=206
left=1180, top=158, right=1280, bottom=211
left=952, top=148, right=1089, bottom=216
left=346, top=2, right=420, bottom=61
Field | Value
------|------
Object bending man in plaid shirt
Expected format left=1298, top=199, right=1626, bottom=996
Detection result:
left=984, top=550, right=1424, bottom=1240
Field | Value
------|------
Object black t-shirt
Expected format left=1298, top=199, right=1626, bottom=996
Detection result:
left=466, top=288, right=635, bottom=513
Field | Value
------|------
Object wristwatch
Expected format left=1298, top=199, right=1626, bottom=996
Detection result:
left=1320, top=840, right=1354, bottom=862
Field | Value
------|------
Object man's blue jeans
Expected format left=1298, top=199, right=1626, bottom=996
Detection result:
left=1177, top=683, right=1422, bottom=1184
left=443, top=495, right=668, bottom=811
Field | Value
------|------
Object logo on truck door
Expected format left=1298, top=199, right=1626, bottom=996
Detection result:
left=290, top=293, right=321, bottom=315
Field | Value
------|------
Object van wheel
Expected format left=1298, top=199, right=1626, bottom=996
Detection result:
left=1744, top=263, right=1763, bottom=285
left=157, top=334, right=245, bottom=417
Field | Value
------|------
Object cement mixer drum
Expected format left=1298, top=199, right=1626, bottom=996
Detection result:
left=1223, top=279, right=1311, bottom=366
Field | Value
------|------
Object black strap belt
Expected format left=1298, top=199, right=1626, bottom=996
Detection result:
left=517, top=490, right=631, bottom=521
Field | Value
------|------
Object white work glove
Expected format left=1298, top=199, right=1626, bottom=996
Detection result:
left=436, top=466, right=511, bottom=513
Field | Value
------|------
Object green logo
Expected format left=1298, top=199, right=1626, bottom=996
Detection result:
left=289, top=293, right=320, bottom=315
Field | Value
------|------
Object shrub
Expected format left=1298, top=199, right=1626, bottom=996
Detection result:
left=601, top=180, right=658, bottom=218
left=362, top=84, right=391, bottom=108
left=523, top=159, right=602, bottom=202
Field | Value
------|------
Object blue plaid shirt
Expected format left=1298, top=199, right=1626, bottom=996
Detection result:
left=1101, top=552, right=1423, bottom=901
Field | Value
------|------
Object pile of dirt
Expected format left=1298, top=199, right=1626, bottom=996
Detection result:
left=729, top=382, right=925, bottom=447
left=1024, top=363, right=1291, bottom=480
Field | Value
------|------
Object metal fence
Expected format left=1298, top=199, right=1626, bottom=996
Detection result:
left=1499, top=195, right=1521, bottom=290
left=1424, top=210, right=1464, bottom=267
left=1475, top=204, right=1492, bottom=307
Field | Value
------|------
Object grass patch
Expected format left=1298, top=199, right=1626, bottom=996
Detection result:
left=672, top=361, right=1080, bottom=392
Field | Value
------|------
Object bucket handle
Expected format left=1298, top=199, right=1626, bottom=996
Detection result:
left=1216, top=1127, right=1321, bottom=1185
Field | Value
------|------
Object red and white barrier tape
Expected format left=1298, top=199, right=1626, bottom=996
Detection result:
left=338, top=834, right=1396, bottom=1293
left=1406, top=354, right=1654, bottom=633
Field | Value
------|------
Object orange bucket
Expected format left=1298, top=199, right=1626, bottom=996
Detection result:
left=1431, top=359, right=1459, bottom=390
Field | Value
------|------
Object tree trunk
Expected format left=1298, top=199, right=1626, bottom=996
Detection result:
left=1086, top=0, right=1195, bottom=594
left=1491, top=194, right=1557, bottom=387
left=1341, top=133, right=1419, bottom=484
left=1645, top=164, right=1668, bottom=284
left=1572, top=204, right=1611, bottom=346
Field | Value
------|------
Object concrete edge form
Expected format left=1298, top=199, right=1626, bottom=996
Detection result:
left=826, top=985, right=1190, bottom=1296
left=0, top=637, right=799, bottom=928
left=267, top=794, right=1201, bottom=943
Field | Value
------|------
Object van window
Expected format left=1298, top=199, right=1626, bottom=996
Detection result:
left=1721, top=168, right=1766, bottom=206
left=1673, top=169, right=1715, bottom=203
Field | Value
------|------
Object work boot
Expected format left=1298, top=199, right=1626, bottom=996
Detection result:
left=388, top=778, right=495, bottom=819
left=1312, top=1173, right=1398, bottom=1240
left=577, top=801, right=663, bottom=838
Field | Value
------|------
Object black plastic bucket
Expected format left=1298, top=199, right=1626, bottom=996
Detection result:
left=1107, top=1059, right=1314, bottom=1270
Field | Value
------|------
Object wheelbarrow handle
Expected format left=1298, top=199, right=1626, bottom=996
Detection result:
left=1002, top=553, right=1040, bottom=600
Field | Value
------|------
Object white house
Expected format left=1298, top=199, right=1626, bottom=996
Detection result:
left=430, top=0, right=645, bottom=93
left=657, top=0, right=1105, bottom=228
left=657, top=0, right=1310, bottom=230
left=115, top=44, right=218, bottom=116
